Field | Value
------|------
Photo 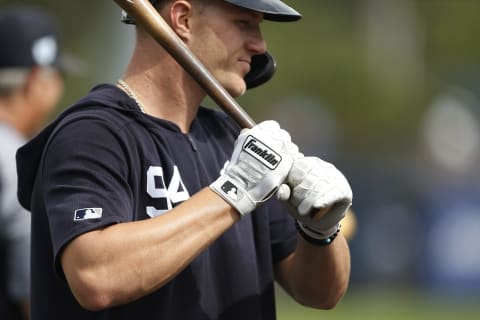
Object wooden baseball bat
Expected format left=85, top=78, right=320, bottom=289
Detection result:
left=113, top=0, right=255, bottom=129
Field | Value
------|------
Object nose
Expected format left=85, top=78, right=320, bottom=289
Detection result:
left=246, top=28, right=267, bottom=55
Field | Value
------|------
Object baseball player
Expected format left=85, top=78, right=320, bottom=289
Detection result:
left=0, top=6, right=68, bottom=320
left=16, top=1, right=353, bottom=319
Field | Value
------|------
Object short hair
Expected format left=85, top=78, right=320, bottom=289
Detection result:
left=151, top=0, right=171, bottom=11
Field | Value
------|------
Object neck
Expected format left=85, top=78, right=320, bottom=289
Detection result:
left=0, top=95, right=32, bottom=137
left=120, top=49, right=206, bottom=133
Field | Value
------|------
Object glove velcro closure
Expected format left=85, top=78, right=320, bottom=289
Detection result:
left=210, top=175, right=256, bottom=217
left=296, top=221, right=341, bottom=246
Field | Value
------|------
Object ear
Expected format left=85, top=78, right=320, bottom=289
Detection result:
left=21, top=67, right=41, bottom=97
left=169, top=0, right=193, bottom=41
left=22, top=67, right=53, bottom=106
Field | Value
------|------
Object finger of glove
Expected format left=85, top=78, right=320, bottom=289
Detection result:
left=220, top=160, right=230, bottom=175
left=289, top=156, right=335, bottom=185
left=311, top=187, right=352, bottom=211
left=293, top=151, right=304, bottom=160
left=256, top=120, right=284, bottom=137
left=310, top=166, right=353, bottom=210
left=289, top=169, right=326, bottom=208
left=249, top=156, right=294, bottom=201
left=292, top=157, right=351, bottom=199
left=294, top=175, right=351, bottom=216
left=287, top=157, right=316, bottom=187
left=309, top=204, right=348, bottom=231
left=309, top=188, right=351, bottom=229
left=281, top=138, right=300, bottom=157
left=296, top=181, right=329, bottom=215
left=276, top=183, right=291, bottom=202
left=257, top=120, right=281, bottom=130
left=251, top=121, right=295, bottom=152
left=254, top=121, right=289, bottom=142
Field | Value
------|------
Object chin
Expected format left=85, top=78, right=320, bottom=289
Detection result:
left=230, top=87, right=247, bottom=98
left=224, top=80, right=247, bottom=98
left=212, top=70, right=246, bottom=97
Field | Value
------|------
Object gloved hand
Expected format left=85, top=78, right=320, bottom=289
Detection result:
left=210, top=121, right=298, bottom=217
left=277, top=156, right=352, bottom=241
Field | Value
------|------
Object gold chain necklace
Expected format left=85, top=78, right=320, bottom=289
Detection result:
left=117, top=79, right=146, bottom=114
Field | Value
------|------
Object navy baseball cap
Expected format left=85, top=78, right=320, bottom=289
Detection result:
left=224, top=0, right=301, bottom=22
left=122, top=0, right=301, bottom=24
left=0, top=6, right=72, bottom=71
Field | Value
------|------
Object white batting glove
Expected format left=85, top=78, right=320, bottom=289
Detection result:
left=210, top=121, right=299, bottom=217
left=277, top=156, right=353, bottom=240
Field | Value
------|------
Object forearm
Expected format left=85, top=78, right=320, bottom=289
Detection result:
left=278, top=233, right=351, bottom=309
left=61, top=188, right=239, bottom=310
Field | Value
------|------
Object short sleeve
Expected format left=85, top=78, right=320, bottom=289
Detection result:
left=41, top=118, right=134, bottom=271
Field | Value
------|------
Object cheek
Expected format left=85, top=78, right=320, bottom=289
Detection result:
left=190, top=27, right=229, bottom=68
left=40, top=75, right=64, bottom=114
left=188, top=28, right=246, bottom=96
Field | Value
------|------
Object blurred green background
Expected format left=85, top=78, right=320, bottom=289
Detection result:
left=276, top=286, right=480, bottom=320
left=3, top=0, right=480, bottom=319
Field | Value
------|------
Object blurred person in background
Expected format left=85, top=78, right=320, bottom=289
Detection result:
left=0, top=6, right=69, bottom=319
left=416, top=82, right=480, bottom=296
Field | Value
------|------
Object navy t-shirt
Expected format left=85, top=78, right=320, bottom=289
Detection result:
left=17, top=84, right=297, bottom=320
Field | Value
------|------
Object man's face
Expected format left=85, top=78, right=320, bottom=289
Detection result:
left=28, top=67, right=64, bottom=136
left=187, top=1, right=266, bottom=97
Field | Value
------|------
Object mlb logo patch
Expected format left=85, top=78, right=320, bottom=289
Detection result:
left=221, top=181, right=239, bottom=201
left=74, top=208, right=103, bottom=221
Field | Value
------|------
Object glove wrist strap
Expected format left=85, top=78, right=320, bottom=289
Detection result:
left=296, top=221, right=341, bottom=246
left=210, top=175, right=256, bottom=217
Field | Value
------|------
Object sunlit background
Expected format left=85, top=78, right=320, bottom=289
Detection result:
left=3, top=0, right=480, bottom=319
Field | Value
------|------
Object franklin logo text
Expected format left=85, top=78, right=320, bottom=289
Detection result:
left=243, top=136, right=281, bottom=169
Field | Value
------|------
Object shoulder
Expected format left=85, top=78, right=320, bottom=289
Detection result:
left=51, top=84, right=145, bottom=141
left=36, top=91, right=148, bottom=174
